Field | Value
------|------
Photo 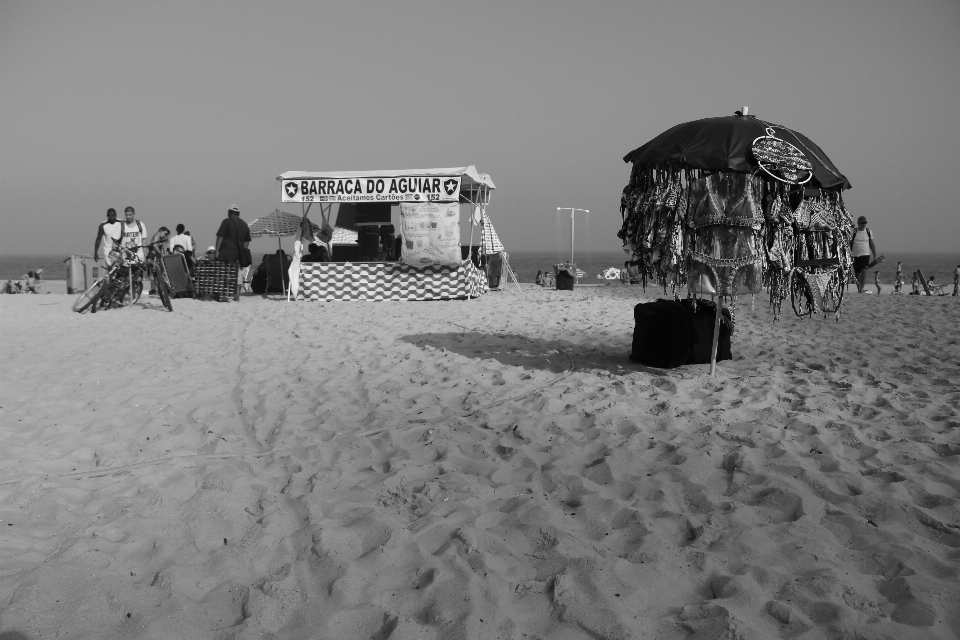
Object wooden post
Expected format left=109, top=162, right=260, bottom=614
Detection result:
left=709, top=299, right=722, bottom=376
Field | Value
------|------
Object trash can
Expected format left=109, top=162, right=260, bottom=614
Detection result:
left=555, top=264, right=576, bottom=290
left=64, top=255, right=100, bottom=294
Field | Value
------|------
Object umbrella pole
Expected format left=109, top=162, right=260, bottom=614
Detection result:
left=709, top=298, right=722, bottom=376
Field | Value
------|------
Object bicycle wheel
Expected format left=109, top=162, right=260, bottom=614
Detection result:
left=98, top=279, right=124, bottom=310
left=111, top=276, right=143, bottom=307
left=72, top=276, right=109, bottom=313
left=158, top=277, right=173, bottom=311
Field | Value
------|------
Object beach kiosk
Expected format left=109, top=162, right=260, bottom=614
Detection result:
left=278, top=167, right=494, bottom=302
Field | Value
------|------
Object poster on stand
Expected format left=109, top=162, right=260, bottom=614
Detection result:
left=400, top=202, right=461, bottom=266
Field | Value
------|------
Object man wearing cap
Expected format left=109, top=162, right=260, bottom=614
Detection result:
left=849, top=215, right=877, bottom=294
left=215, top=205, right=251, bottom=264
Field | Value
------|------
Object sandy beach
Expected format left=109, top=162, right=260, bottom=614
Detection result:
left=1, top=287, right=958, bottom=639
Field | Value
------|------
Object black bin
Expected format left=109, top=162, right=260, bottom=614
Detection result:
left=555, top=265, right=575, bottom=290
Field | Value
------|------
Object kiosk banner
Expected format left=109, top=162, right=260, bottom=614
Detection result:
left=400, top=202, right=461, bottom=266
left=282, top=176, right=462, bottom=204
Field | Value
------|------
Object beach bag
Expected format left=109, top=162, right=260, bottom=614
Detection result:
left=630, top=299, right=732, bottom=368
left=630, top=300, right=696, bottom=368
left=681, top=299, right=732, bottom=365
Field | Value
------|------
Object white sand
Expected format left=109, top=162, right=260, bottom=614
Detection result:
left=1, top=288, right=958, bottom=639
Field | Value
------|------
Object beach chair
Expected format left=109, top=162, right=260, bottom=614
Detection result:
left=915, top=270, right=941, bottom=296
left=265, top=253, right=291, bottom=294
left=161, top=254, right=193, bottom=297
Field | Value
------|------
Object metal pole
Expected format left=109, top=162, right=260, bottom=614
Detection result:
left=556, top=207, right=589, bottom=267
left=709, top=299, right=722, bottom=376
left=129, top=252, right=134, bottom=307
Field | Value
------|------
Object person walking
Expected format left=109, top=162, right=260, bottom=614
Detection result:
left=215, top=205, right=252, bottom=298
left=215, top=205, right=251, bottom=264
left=119, top=206, right=147, bottom=261
left=849, top=216, right=877, bottom=294
left=94, top=208, right=124, bottom=265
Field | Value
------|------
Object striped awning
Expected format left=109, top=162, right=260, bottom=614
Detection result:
left=481, top=210, right=504, bottom=254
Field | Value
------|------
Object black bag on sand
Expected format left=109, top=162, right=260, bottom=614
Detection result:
left=630, top=299, right=732, bottom=368
left=681, top=299, right=733, bottom=365
left=631, top=300, right=697, bottom=368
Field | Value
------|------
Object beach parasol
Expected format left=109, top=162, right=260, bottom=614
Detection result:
left=624, top=113, right=850, bottom=190
left=621, top=111, right=854, bottom=375
left=249, top=209, right=321, bottom=250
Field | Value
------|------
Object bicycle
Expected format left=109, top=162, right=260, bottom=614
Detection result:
left=73, top=240, right=173, bottom=313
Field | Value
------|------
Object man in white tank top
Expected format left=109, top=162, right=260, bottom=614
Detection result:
left=849, top=215, right=877, bottom=293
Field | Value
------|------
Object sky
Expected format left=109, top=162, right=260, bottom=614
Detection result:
left=2, top=0, right=959, bottom=256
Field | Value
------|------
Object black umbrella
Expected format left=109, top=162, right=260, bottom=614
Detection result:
left=623, top=113, right=850, bottom=190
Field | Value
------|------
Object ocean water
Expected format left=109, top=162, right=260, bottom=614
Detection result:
left=504, top=250, right=960, bottom=285
left=1, top=251, right=957, bottom=285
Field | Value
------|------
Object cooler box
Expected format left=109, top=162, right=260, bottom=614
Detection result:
left=64, top=255, right=101, bottom=294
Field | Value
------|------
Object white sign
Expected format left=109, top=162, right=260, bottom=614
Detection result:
left=282, top=176, right=462, bottom=204
left=399, top=202, right=461, bottom=267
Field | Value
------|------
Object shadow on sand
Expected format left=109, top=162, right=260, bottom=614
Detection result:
left=400, top=331, right=666, bottom=377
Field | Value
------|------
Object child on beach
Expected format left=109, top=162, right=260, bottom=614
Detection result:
left=911, top=272, right=920, bottom=295
left=874, top=271, right=881, bottom=295
left=894, top=262, right=903, bottom=294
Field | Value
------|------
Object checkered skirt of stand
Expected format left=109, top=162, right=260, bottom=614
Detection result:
left=194, top=261, right=239, bottom=299
left=297, top=260, right=488, bottom=301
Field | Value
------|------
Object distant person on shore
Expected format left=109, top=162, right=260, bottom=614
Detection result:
left=874, top=271, right=882, bottom=295
left=894, top=262, right=903, bottom=294
left=94, top=208, right=124, bottom=265
left=911, top=271, right=920, bottom=295
left=849, top=216, right=877, bottom=293
left=954, top=265, right=959, bottom=296
left=535, top=270, right=544, bottom=286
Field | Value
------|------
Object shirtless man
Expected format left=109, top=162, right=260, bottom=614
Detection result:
left=849, top=216, right=877, bottom=294
left=94, top=208, right=124, bottom=266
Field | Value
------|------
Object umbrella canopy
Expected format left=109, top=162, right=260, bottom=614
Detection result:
left=249, top=209, right=320, bottom=237
left=623, top=114, right=850, bottom=190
